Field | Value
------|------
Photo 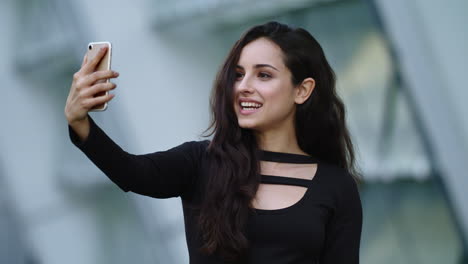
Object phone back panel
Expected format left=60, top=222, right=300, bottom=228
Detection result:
left=87, top=42, right=112, bottom=111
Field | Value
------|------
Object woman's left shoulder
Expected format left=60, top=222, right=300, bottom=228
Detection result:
left=317, top=162, right=359, bottom=193
left=317, top=162, right=362, bottom=212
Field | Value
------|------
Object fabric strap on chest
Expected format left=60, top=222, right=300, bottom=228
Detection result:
left=260, top=175, right=311, bottom=188
left=260, top=150, right=318, bottom=164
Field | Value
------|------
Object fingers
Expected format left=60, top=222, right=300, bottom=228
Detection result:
left=82, top=82, right=117, bottom=98
left=82, top=92, right=115, bottom=109
left=78, top=70, right=119, bottom=88
left=81, top=46, right=108, bottom=74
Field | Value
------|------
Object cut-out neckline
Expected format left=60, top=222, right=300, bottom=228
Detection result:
left=252, top=150, right=320, bottom=215
left=260, top=150, right=319, bottom=164
left=260, top=175, right=312, bottom=188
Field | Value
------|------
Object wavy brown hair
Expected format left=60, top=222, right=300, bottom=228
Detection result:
left=199, top=21, right=360, bottom=261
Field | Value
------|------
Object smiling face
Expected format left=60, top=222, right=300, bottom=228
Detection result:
left=233, top=37, right=298, bottom=132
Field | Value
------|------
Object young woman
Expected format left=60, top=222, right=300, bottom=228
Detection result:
left=65, top=21, right=362, bottom=264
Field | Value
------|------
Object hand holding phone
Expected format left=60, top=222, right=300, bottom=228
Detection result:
left=65, top=41, right=118, bottom=140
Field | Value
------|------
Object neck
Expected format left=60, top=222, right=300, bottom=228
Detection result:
left=255, top=122, right=306, bottom=155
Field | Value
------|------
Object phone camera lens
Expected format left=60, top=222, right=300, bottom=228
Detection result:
left=88, top=45, right=92, bottom=50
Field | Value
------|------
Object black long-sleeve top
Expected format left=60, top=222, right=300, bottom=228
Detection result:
left=69, top=117, right=362, bottom=264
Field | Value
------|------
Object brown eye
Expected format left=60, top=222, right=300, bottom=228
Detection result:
left=235, top=72, right=244, bottom=80
left=258, top=72, right=272, bottom=79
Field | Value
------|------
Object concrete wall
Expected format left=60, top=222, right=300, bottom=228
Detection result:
left=1, top=0, right=227, bottom=263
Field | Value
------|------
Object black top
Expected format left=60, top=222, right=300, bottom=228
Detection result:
left=69, top=117, right=362, bottom=264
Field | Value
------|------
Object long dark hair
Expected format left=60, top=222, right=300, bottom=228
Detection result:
left=199, top=21, right=360, bottom=261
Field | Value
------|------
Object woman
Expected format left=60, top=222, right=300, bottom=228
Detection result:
left=65, top=21, right=362, bottom=263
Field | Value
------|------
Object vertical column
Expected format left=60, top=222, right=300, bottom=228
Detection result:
left=371, top=0, right=468, bottom=259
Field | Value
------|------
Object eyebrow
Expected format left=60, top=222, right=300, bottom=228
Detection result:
left=236, top=64, right=280, bottom=72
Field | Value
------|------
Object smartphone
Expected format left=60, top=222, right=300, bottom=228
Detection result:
left=86, top=41, right=112, bottom=111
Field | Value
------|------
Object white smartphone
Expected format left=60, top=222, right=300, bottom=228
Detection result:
left=86, top=41, right=112, bottom=111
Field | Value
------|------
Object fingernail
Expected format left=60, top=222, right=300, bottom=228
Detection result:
left=114, top=71, right=119, bottom=76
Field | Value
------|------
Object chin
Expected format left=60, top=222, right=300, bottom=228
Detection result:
left=238, top=119, right=261, bottom=130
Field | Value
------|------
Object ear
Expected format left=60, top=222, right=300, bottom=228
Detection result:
left=294, top=78, right=315, bottom=104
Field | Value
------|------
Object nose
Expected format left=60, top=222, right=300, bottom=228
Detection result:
left=236, top=75, right=255, bottom=94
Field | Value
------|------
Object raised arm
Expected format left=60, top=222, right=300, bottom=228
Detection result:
left=65, top=47, right=206, bottom=199
left=68, top=117, right=207, bottom=199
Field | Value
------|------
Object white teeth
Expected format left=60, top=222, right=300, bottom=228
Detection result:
left=240, top=101, right=262, bottom=108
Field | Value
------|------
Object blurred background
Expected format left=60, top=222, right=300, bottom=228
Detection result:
left=1, top=0, right=467, bottom=263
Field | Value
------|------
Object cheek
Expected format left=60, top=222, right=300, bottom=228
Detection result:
left=233, top=82, right=242, bottom=100
left=233, top=81, right=240, bottom=92
left=261, top=81, right=294, bottom=103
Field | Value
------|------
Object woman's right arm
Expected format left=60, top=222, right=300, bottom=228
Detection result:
left=68, top=116, right=205, bottom=199
left=65, top=47, right=204, bottom=199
